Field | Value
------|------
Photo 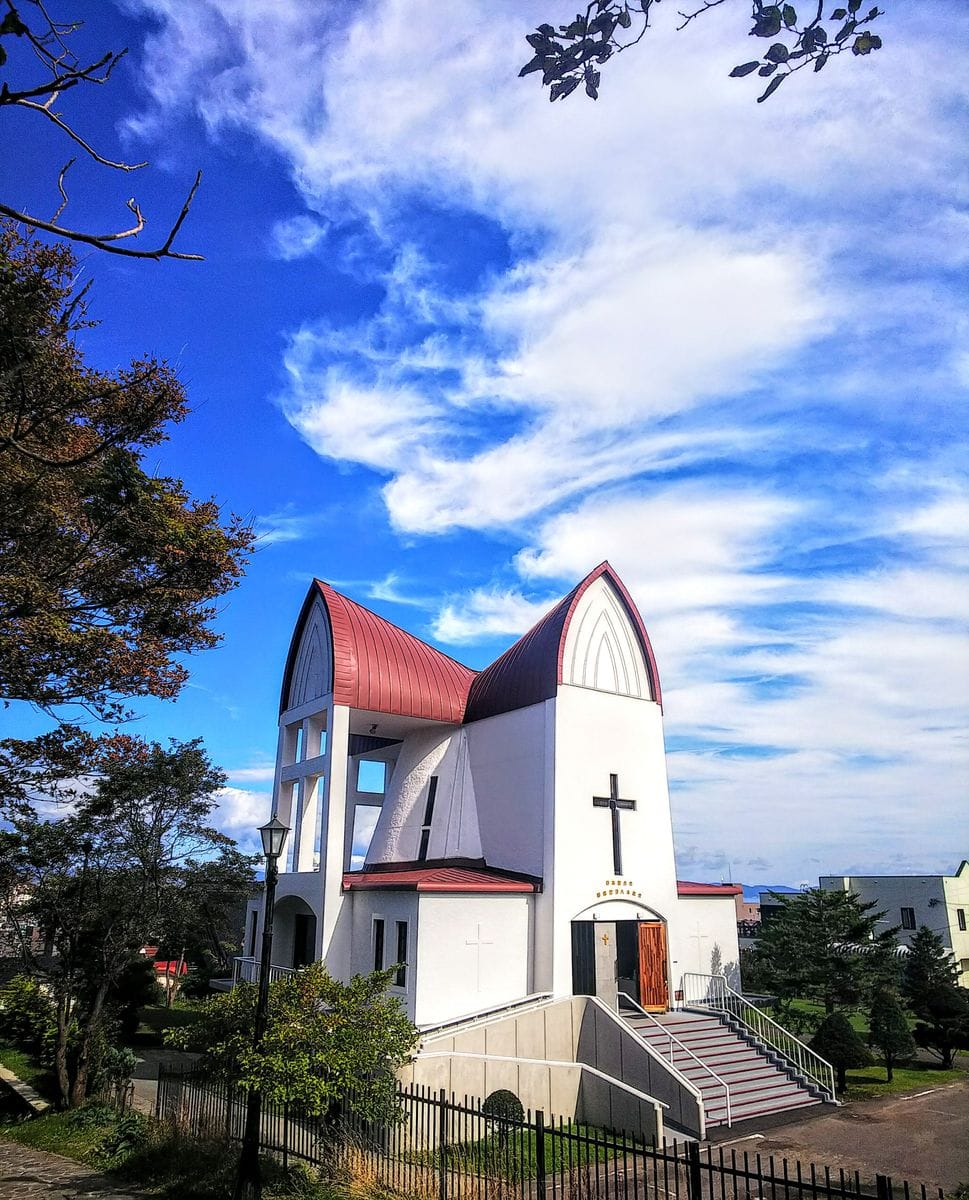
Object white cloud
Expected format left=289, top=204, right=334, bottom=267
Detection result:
left=270, top=214, right=328, bottom=260
left=433, top=588, right=555, bottom=643
left=212, top=786, right=272, bottom=853
left=255, top=507, right=331, bottom=546
left=124, top=0, right=969, bottom=880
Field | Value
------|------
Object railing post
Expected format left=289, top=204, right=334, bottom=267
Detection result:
left=438, top=1088, right=448, bottom=1200
left=283, top=1100, right=290, bottom=1172
left=876, top=1176, right=893, bottom=1200
left=535, top=1110, right=547, bottom=1200
left=687, top=1140, right=703, bottom=1200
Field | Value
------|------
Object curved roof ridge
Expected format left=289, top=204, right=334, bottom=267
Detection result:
left=279, top=580, right=476, bottom=722
left=464, top=561, right=661, bottom=723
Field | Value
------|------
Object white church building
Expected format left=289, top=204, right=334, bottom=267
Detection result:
left=243, top=563, right=833, bottom=1135
left=245, top=562, right=739, bottom=1023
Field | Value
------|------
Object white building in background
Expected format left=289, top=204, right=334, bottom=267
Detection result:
left=820, top=864, right=969, bottom=985
left=245, top=562, right=741, bottom=1028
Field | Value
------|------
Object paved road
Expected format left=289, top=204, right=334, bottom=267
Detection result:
left=712, top=1081, right=969, bottom=1193
left=0, top=1140, right=149, bottom=1199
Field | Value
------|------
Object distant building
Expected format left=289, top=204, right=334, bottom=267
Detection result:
left=819, top=862, right=969, bottom=986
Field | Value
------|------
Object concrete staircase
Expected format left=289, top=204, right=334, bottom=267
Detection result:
left=624, top=1008, right=825, bottom=1129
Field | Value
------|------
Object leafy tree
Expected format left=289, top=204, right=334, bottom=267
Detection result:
left=0, top=737, right=256, bottom=1108
left=810, top=1011, right=870, bottom=1092
left=749, top=887, right=899, bottom=1014
left=0, top=224, right=253, bottom=810
left=867, top=989, right=914, bottom=1081
left=173, top=962, right=417, bottom=1122
left=0, top=2, right=201, bottom=259
left=522, top=1, right=885, bottom=104
left=158, top=853, right=257, bottom=983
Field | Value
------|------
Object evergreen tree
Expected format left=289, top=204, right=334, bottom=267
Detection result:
left=902, top=926, right=961, bottom=1014
left=912, top=986, right=969, bottom=1069
left=810, top=1011, right=871, bottom=1092
left=867, top=989, right=914, bottom=1081
left=751, top=887, right=899, bottom=1013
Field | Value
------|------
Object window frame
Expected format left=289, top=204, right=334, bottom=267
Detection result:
left=394, top=920, right=408, bottom=988
left=900, top=906, right=916, bottom=930
left=372, top=916, right=385, bottom=972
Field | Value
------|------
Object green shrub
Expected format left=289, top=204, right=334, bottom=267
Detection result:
left=0, top=974, right=56, bottom=1052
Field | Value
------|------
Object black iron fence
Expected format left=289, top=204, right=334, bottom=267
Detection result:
left=156, top=1065, right=945, bottom=1200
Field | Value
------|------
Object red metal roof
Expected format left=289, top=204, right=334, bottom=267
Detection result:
left=464, top=562, right=661, bottom=723
left=342, top=865, right=540, bottom=893
left=676, top=881, right=743, bottom=897
left=280, top=581, right=476, bottom=722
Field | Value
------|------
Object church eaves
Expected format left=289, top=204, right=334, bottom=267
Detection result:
left=463, top=562, right=662, bottom=724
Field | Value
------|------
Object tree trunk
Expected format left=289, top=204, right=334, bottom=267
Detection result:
left=836, top=1064, right=847, bottom=1092
left=54, top=995, right=71, bottom=1109
left=68, top=980, right=111, bottom=1107
left=885, top=1053, right=894, bottom=1082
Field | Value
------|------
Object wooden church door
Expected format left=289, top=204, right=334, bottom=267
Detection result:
left=637, top=922, right=669, bottom=1011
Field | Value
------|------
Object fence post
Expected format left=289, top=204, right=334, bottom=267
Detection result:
left=876, top=1177, right=893, bottom=1200
left=687, top=1140, right=703, bottom=1200
left=283, top=1100, right=290, bottom=1173
left=535, top=1110, right=547, bottom=1200
left=438, top=1088, right=448, bottom=1200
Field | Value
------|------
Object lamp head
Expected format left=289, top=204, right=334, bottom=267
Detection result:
left=259, top=815, right=289, bottom=861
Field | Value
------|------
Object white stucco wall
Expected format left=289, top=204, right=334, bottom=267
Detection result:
left=366, top=726, right=482, bottom=865
left=415, top=894, right=533, bottom=1026
left=465, top=702, right=549, bottom=878
left=668, top=896, right=742, bottom=992
left=348, top=890, right=420, bottom=1019
left=550, top=686, right=678, bottom=998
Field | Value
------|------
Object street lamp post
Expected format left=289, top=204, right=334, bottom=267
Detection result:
left=233, top=815, right=289, bottom=1200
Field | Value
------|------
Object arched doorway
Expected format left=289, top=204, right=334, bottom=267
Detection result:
left=273, top=895, right=318, bottom=970
left=571, top=902, right=669, bottom=1012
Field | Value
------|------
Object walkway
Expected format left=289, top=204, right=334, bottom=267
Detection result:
left=0, top=1139, right=150, bottom=1198
left=711, top=1080, right=969, bottom=1192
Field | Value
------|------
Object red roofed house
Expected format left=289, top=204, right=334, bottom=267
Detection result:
left=243, top=564, right=828, bottom=1136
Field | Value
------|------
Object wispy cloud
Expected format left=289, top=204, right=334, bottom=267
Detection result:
left=126, top=0, right=969, bottom=880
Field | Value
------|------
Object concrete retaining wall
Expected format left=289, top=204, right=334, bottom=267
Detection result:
left=409, top=995, right=703, bottom=1139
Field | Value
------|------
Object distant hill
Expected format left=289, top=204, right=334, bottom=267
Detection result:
left=741, top=883, right=801, bottom=902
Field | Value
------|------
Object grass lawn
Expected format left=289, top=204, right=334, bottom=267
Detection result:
left=2, top=1107, right=108, bottom=1165
left=843, top=1061, right=966, bottom=1101
left=128, top=1003, right=202, bottom=1048
left=0, top=1040, right=55, bottom=1099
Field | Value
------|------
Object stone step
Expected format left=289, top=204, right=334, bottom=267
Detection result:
left=706, top=1090, right=821, bottom=1127
left=623, top=1007, right=825, bottom=1129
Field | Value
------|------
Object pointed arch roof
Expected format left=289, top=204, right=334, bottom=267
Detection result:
left=463, top=562, right=661, bottom=724
left=280, top=581, right=476, bottom=722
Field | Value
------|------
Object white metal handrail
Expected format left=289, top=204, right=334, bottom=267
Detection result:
left=419, top=993, right=554, bottom=1038
left=682, top=973, right=836, bottom=1101
left=619, top=995, right=732, bottom=1126
left=232, top=956, right=299, bottom=985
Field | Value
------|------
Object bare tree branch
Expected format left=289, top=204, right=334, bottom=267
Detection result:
left=0, top=172, right=204, bottom=261
left=0, top=1, right=202, bottom=261
left=20, top=96, right=147, bottom=170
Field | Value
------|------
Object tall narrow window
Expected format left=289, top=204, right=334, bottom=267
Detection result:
left=394, top=921, right=408, bottom=987
left=958, top=909, right=967, bottom=932
left=417, top=777, right=438, bottom=862
left=373, top=918, right=385, bottom=972
left=248, top=911, right=258, bottom=957
left=900, top=907, right=916, bottom=930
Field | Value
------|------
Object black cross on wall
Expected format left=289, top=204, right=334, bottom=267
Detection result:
left=592, top=773, right=637, bottom=876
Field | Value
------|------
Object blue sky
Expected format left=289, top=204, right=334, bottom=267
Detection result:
left=2, top=0, right=967, bottom=883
